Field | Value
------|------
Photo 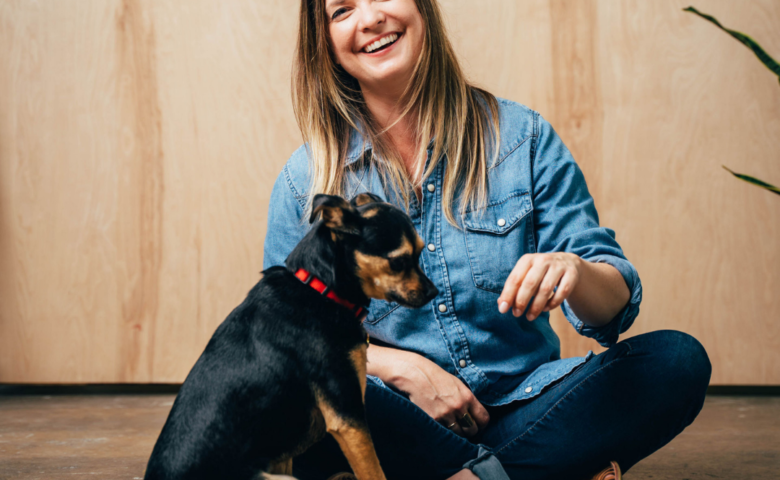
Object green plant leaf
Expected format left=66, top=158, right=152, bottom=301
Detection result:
left=722, top=166, right=780, bottom=196
left=684, top=6, right=780, bottom=85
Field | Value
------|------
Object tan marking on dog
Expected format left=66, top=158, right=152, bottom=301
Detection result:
left=350, top=344, right=368, bottom=400
left=414, top=235, right=425, bottom=254
left=315, top=390, right=387, bottom=480
left=354, top=235, right=429, bottom=302
left=354, top=251, right=396, bottom=300
left=323, top=207, right=344, bottom=230
left=387, top=238, right=413, bottom=259
left=352, top=193, right=378, bottom=207
left=362, top=207, right=380, bottom=218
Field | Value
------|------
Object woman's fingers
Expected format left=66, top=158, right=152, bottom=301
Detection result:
left=457, top=411, right=479, bottom=437
left=526, top=265, right=565, bottom=320
left=439, top=387, right=490, bottom=438
left=500, top=253, right=582, bottom=320
left=498, top=255, right=533, bottom=313
left=468, top=395, right=491, bottom=431
left=511, top=261, right=549, bottom=318
left=543, top=270, right=575, bottom=312
left=441, top=417, right=464, bottom=436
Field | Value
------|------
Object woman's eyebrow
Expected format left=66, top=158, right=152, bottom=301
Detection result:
left=326, top=0, right=347, bottom=8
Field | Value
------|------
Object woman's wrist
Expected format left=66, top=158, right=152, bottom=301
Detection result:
left=567, top=259, right=630, bottom=327
left=366, top=344, right=429, bottom=391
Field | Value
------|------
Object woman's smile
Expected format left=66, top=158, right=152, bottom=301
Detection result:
left=361, top=32, right=402, bottom=54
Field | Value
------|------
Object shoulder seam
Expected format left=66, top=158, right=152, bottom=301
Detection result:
left=283, top=164, right=308, bottom=209
left=490, top=134, right=535, bottom=170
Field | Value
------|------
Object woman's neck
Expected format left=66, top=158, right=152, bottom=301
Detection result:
left=362, top=86, right=422, bottom=188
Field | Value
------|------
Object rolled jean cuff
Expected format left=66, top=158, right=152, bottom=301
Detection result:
left=463, top=446, right=510, bottom=480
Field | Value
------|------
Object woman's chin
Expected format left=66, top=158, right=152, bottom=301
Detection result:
left=356, top=65, right=415, bottom=95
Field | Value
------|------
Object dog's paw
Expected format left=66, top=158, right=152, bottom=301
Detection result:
left=326, top=473, right=357, bottom=480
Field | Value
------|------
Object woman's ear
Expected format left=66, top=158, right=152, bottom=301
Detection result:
left=310, top=194, right=362, bottom=235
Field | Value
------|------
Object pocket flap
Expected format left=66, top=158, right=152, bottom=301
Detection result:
left=462, top=192, right=532, bottom=234
left=364, top=300, right=401, bottom=325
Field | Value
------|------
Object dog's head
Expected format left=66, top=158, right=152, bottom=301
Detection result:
left=303, top=193, right=438, bottom=308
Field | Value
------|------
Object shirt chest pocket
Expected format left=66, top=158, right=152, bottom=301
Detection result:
left=461, top=191, right=535, bottom=294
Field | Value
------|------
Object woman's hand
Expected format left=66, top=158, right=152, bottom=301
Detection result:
left=368, top=345, right=489, bottom=438
left=497, top=252, right=582, bottom=321
left=396, top=354, right=490, bottom=437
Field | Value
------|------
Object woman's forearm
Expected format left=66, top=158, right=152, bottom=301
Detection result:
left=366, top=343, right=424, bottom=388
left=566, top=258, right=630, bottom=328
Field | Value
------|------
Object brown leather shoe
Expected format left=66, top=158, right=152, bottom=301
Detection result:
left=589, top=461, right=622, bottom=480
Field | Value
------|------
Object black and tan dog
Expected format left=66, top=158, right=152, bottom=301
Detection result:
left=144, top=193, right=438, bottom=480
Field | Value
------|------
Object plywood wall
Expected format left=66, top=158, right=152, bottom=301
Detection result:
left=1, top=0, right=778, bottom=384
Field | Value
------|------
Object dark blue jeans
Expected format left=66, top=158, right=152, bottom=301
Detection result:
left=294, top=330, right=711, bottom=480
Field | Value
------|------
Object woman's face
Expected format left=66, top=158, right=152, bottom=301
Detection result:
left=325, top=0, right=425, bottom=95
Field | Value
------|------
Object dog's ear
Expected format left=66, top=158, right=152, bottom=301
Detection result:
left=310, top=194, right=362, bottom=236
left=350, top=192, right=383, bottom=207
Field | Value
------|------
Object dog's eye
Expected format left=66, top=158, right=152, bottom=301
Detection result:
left=388, top=257, right=408, bottom=272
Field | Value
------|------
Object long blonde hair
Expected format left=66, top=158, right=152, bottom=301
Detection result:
left=292, top=0, right=500, bottom=225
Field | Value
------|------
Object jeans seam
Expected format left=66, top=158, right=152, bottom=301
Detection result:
left=495, top=349, right=629, bottom=455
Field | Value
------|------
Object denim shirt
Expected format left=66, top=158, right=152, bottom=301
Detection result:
left=263, top=98, right=642, bottom=407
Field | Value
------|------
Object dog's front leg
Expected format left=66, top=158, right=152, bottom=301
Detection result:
left=315, top=344, right=386, bottom=480
left=318, top=401, right=386, bottom=480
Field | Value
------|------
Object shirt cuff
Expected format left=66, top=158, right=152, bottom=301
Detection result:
left=561, top=254, right=643, bottom=347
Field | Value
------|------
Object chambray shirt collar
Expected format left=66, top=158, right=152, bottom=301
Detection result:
left=346, top=127, right=371, bottom=165
left=344, top=124, right=437, bottom=165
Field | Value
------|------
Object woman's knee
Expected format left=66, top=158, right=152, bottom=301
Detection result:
left=635, top=330, right=711, bottom=394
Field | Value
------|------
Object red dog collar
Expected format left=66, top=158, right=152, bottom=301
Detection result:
left=294, top=268, right=367, bottom=321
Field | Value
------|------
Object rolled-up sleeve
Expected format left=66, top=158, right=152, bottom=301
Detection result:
left=531, top=112, right=642, bottom=347
left=262, top=164, right=309, bottom=270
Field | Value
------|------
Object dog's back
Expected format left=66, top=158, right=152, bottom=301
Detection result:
left=145, top=267, right=359, bottom=480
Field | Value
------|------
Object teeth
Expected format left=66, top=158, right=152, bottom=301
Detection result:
left=365, top=33, right=398, bottom=53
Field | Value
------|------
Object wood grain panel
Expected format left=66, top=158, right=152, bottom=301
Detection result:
left=593, top=0, right=780, bottom=384
left=0, top=0, right=778, bottom=384
left=0, top=0, right=301, bottom=383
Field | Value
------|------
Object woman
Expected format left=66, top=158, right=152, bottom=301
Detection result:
left=263, top=1, right=712, bottom=479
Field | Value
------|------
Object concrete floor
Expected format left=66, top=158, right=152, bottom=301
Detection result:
left=0, top=393, right=777, bottom=479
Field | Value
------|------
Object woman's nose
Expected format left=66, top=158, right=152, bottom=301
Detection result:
left=356, top=1, right=385, bottom=31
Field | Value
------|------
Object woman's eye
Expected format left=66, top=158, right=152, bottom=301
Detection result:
left=331, top=7, right=347, bottom=20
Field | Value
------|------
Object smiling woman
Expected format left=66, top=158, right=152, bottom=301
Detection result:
left=293, top=0, right=500, bottom=226
left=262, top=1, right=713, bottom=479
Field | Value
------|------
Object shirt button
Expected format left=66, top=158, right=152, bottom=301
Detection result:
left=438, top=304, right=447, bottom=313
left=525, top=386, right=533, bottom=393
left=427, top=243, right=436, bottom=252
left=497, top=218, right=507, bottom=227
left=427, top=184, right=435, bottom=192
left=459, top=359, right=467, bottom=368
